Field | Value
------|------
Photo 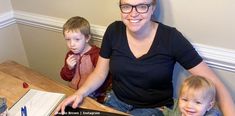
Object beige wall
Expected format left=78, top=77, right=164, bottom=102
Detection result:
left=2, top=0, right=234, bottom=100
left=10, top=0, right=235, bottom=49
left=10, top=0, right=120, bottom=26
left=18, top=24, right=68, bottom=83
left=0, top=0, right=28, bottom=66
left=0, top=24, right=28, bottom=66
left=0, top=0, right=12, bottom=13
left=154, top=0, right=235, bottom=50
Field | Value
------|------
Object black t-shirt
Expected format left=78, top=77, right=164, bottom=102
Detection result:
left=100, top=21, right=202, bottom=108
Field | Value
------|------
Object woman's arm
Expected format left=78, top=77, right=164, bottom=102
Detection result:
left=55, top=56, right=110, bottom=114
left=74, top=56, right=110, bottom=98
left=188, top=61, right=235, bottom=116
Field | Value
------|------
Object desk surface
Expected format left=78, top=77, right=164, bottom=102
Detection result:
left=0, top=61, right=127, bottom=115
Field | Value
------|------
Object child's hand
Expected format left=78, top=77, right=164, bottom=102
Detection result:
left=66, top=54, right=77, bottom=70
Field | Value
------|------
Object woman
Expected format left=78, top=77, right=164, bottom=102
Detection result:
left=55, top=0, right=234, bottom=115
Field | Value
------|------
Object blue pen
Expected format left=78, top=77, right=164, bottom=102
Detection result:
left=21, top=106, right=24, bottom=116
left=21, top=106, right=27, bottom=116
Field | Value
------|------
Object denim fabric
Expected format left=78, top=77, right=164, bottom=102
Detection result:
left=104, top=90, right=164, bottom=116
left=206, top=108, right=222, bottom=116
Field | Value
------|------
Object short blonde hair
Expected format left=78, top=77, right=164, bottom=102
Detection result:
left=179, top=75, right=216, bottom=102
left=63, top=16, right=91, bottom=38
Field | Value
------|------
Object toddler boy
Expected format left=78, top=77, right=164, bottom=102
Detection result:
left=163, top=75, right=221, bottom=116
left=60, top=16, right=111, bottom=103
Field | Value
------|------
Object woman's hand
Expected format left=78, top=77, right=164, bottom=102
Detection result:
left=54, top=93, right=83, bottom=115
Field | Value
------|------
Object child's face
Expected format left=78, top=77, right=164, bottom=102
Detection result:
left=64, top=30, right=89, bottom=54
left=178, top=92, right=213, bottom=116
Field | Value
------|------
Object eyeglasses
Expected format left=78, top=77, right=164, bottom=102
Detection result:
left=119, top=3, right=152, bottom=14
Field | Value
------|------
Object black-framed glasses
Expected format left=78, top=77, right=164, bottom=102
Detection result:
left=119, top=3, right=152, bottom=14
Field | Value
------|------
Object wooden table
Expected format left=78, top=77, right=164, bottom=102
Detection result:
left=0, top=61, right=128, bottom=115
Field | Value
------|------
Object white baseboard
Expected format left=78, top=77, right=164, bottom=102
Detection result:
left=0, top=11, right=15, bottom=28
left=194, top=44, right=235, bottom=72
left=1, top=11, right=234, bottom=72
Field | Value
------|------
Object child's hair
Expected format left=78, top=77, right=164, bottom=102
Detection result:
left=63, top=16, right=91, bottom=38
left=179, top=75, right=216, bottom=103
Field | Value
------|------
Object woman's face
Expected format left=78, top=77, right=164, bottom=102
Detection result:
left=120, top=0, right=155, bottom=33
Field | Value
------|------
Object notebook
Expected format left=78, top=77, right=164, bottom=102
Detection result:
left=8, top=89, right=65, bottom=116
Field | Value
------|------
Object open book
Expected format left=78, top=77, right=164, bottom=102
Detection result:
left=8, top=89, right=65, bottom=116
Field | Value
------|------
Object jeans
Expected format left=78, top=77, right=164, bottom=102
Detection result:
left=206, top=108, right=222, bottom=116
left=104, top=90, right=164, bottom=116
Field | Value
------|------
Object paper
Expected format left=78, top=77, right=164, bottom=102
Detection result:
left=8, top=89, right=65, bottom=116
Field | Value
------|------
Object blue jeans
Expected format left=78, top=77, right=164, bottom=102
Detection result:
left=206, top=108, right=222, bottom=116
left=104, top=90, right=164, bottom=116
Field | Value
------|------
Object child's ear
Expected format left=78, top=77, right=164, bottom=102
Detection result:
left=85, top=35, right=91, bottom=42
left=207, top=100, right=215, bottom=111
